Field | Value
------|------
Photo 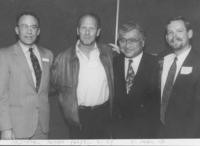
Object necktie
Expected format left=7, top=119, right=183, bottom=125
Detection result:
left=160, top=57, right=177, bottom=124
left=29, top=48, right=42, bottom=92
left=126, top=59, right=135, bottom=94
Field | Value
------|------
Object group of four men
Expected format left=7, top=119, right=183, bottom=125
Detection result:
left=0, top=11, right=200, bottom=139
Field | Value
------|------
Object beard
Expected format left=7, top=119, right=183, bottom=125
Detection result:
left=168, top=37, right=185, bottom=50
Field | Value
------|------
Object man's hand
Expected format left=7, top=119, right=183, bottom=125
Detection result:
left=1, top=129, right=15, bottom=140
left=108, top=43, right=120, bottom=54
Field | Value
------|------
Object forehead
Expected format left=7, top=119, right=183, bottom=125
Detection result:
left=167, top=20, right=186, bottom=31
left=120, top=29, right=142, bottom=38
left=79, top=16, right=97, bottom=27
left=18, top=15, right=38, bottom=25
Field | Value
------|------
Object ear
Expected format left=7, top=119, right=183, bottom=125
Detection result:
left=15, top=26, right=19, bottom=35
left=77, top=28, right=80, bottom=36
left=96, top=28, right=101, bottom=37
left=37, top=28, right=40, bottom=36
left=188, top=29, right=193, bottom=39
left=141, top=40, right=145, bottom=47
left=165, top=34, right=169, bottom=43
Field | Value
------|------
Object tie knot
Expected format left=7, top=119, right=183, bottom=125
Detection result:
left=128, top=59, right=133, bottom=64
left=29, top=48, right=33, bottom=53
left=173, top=56, right=178, bottom=63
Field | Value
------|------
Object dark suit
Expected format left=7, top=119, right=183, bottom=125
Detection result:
left=160, top=49, right=200, bottom=138
left=112, top=52, right=160, bottom=138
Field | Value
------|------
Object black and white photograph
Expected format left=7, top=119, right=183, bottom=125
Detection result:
left=0, top=0, right=200, bottom=145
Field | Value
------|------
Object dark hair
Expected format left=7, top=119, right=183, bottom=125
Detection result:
left=166, top=16, right=192, bottom=31
left=77, top=13, right=101, bottom=29
left=16, top=11, right=40, bottom=27
left=118, top=21, right=145, bottom=41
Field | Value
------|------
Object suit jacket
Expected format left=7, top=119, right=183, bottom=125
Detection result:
left=51, top=43, right=114, bottom=126
left=112, top=52, right=160, bottom=138
left=160, top=49, right=200, bottom=138
left=0, top=43, right=53, bottom=138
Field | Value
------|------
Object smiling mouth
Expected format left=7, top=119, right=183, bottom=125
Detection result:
left=124, top=50, right=134, bottom=54
left=172, top=37, right=182, bottom=42
left=83, top=37, right=91, bottom=40
left=25, top=36, right=34, bottom=39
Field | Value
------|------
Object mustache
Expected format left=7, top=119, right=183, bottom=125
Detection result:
left=170, top=37, right=183, bottom=42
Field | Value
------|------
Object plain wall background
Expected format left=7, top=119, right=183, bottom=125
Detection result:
left=0, top=0, right=116, bottom=55
left=0, top=0, right=200, bottom=139
left=119, top=0, right=200, bottom=54
left=1, top=0, right=200, bottom=55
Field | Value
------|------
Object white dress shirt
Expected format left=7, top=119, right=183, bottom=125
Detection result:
left=161, top=47, right=191, bottom=99
left=124, top=52, right=143, bottom=94
left=76, top=41, right=109, bottom=106
left=124, top=52, right=143, bottom=78
left=19, top=41, right=42, bottom=87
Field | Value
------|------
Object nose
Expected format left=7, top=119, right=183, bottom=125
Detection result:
left=27, top=27, right=33, bottom=34
left=126, top=42, right=133, bottom=48
left=170, top=32, right=177, bottom=38
left=85, top=28, right=90, bottom=35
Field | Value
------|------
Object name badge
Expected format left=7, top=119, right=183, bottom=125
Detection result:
left=42, top=58, right=50, bottom=62
left=180, top=66, right=192, bottom=74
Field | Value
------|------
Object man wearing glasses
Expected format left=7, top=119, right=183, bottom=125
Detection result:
left=0, top=11, right=53, bottom=139
left=111, top=22, right=160, bottom=138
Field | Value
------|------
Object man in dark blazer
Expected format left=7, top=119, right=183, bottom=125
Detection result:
left=159, top=16, right=200, bottom=138
left=112, top=22, right=160, bottom=138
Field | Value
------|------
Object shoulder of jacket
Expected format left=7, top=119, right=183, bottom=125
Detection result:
left=55, top=46, right=75, bottom=61
left=0, top=44, right=17, bottom=55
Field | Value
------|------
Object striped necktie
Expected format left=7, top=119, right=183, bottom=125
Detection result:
left=160, top=57, right=177, bottom=124
left=126, top=59, right=135, bottom=94
left=29, top=48, right=42, bottom=92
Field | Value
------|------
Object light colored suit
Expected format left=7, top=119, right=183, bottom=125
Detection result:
left=0, top=43, right=53, bottom=138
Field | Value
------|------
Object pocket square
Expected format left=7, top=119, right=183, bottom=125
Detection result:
left=180, top=66, right=192, bottom=74
left=42, top=58, right=50, bottom=62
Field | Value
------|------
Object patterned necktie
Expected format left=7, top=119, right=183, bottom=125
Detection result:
left=29, top=48, right=42, bottom=92
left=160, top=57, right=177, bottom=124
left=126, top=59, right=135, bottom=94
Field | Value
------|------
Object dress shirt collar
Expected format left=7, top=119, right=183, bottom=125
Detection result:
left=125, top=52, right=143, bottom=75
left=175, top=46, right=191, bottom=63
left=164, top=46, right=191, bottom=64
left=18, top=41, right=37, bottom=54
left=75, top=40, right=99, bottom=58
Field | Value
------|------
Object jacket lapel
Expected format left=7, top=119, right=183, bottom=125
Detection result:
left=37, top=46, right=48, bottom=93
left=98, top=44, right=114, bottom=114
left=13, top=43, right=35, bottom=89
left=115, top=54, right=127, bottom=95
left=173, top=49, right=194, bottom=88
left=158, top=56, right=164, bottom=92
left=128, top=53, right=145, bottom=95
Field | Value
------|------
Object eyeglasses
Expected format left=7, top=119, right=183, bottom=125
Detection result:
left=18, top=24, right=39, bottom=31
left=118, top=38, right=141, bottom=44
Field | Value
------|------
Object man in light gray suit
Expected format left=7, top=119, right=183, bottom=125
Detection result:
left=0, top=11, right=53, bottom=139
